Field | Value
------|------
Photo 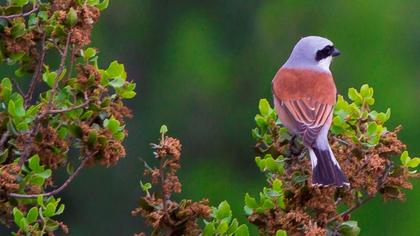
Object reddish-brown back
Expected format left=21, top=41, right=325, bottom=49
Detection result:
left=272, top=68, right=337, bottom=105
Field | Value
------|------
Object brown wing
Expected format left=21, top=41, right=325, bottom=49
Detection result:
left=272, top=68, right=336, bottom=146
left=281, top=99, right=333, bottom=146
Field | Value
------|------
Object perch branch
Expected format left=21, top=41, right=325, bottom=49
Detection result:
left=9, top=152, right=96, bottom=199
left=0, top=5, right=39, bottom=20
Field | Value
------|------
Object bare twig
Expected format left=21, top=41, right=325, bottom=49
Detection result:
left=327, top=163, right=392, bottom=224
left=327, top=196, right=373, bottom=224
left=48, top=33, right=72, bottom=109
left=9, top=152, right=96, bottom=199
left=47, top=39, right=65, bottom=56
left=0, top=131, right=10, bottom=151
left=0, top=5, right=39, bottom=20
left=11, top=79, right=25, bottom=96
left=64, top=46, right=76, bottom=83
left=25, top=33, right=47, bottom=107
left=47, top=100, right=90, bottom=114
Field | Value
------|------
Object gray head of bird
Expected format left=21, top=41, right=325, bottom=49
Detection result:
left=283, top=36, right=341, bottom=72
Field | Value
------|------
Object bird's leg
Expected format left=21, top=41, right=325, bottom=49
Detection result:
left=298, top=148, right=308, bottom=160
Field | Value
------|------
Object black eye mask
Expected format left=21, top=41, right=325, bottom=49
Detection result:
left=315, top=45, right=340, bottom=61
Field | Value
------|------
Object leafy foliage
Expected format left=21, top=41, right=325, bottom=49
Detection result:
left=202, top=201, right=249, bottom=236
left=247, top=85, right=419, bottom=235
left=132, top=127, right=249, bottom=236
left=0, top=0, right=135, bottom=234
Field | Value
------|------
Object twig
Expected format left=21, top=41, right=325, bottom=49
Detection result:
left=327, top=163, right=392, bottom=224
left=9, top=152, right=96, bottom=199
left=0, top=5, right=39, bottom=20
left=327, top=196, right=373, bottom=224
left=25, top=33, right=47, bottom=107
left=0, top=131, right=10, bottom=151
left=48, top=33, right=71, bottom=109
left=64, top=46, right=76, bottom=83
left=47, top=100, right=90, bottom=114
left=47, top=39, right=65, bottom=56
left=11, top=79, right=25, bottom=96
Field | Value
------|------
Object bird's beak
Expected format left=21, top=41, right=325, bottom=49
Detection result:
left=332, top=47, right=341, bottom=57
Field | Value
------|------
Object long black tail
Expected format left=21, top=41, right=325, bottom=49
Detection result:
left=309, top=146, right=349, bottom=187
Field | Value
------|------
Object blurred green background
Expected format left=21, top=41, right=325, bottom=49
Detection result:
left=3, top=0, right=420, bottom=235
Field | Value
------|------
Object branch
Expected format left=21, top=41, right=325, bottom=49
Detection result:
left=47, top=100, right=90, bottom=114
left=47, top=33, right=71, bottom=109
left=25, top=33, right=46, bottom=107
left=0, top=131, right=10, bottom=151
left=327, top=196, right=373, bottom=224
left=9, top=152, right=96, bottom=199
left=327, top=164, right=392, bottom=224
left=0, top=5, right=38, bottom=20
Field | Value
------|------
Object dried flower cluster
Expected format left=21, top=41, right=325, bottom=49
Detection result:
left=132, top=129, right=213, bottom=236
left=247, top=85, right=419, bottom=235
left=0, top=0, right=135, bottom=234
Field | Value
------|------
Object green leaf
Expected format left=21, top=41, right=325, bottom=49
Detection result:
left=407, top=157, right=420, bottom=168
left=19, top=218, right=29, bottom=232
left=227, top=219, right=238, bottom=234
left=276, top=230, right=287, bottom=236
left=234, top=225, right=249, bottom=236
left=259, top=99, right=270, bottom=116
left=31, top=176, right=45, bottom=186
left=8, top=100, right=16, bottom=117
left=1, top=78, right=12, bottom=100
left=216, top=201, right=232, bottom=220
left=42, top=71, right=57, bottom=88
left=82, top=47, right=96, bottom=61
left=140, top=181, right=152, bottom=192
left=35, top=169, right=52, bottom=179
left=58, top=127, right=69, bottom=139
left=119, top=90, right=136, bottom=99
left=13, top=207, right=24, bottom=228
left=216, top=221, right=229, bottom=234
left=65, top=7, right=78, bottom=27
left=244, top=193, right=258, bottom=209
left=202, top=222, right=215, bottom=236
left=11, top=22, right=26, bottom=39
left=0, top=149, right=9, bottom=164
left=97, top=0, right=109, bottom=11
left=87, top=130, right=98, bottom=146
left=272, top=179, right=282, bottom=192
left=37, top=196, right=44, bottom=207
left=43, top=203, right=56, bottom=217
left=360, top=84, right=373, bottom=98
left=160, top=125, right=168, bottom=134
left=26, top=207, right=38, bottom=224
left=36, top=10, right=48, bottom=21
left=262, top=199, right=275, bottom=209
left=104, top=118, right=121, bottom=135
left=339, top=221, right=361, bottom=236
left=55, top=204, right=65, bottom=215
left=109, top=78, right=125, bottom=88
left=106, top=61, right=125, bottom=78
left=28, top=154, right=42, bottom=172
left=45, top=219, right=59, bottom=231
left=400, top=151, right=410, bottom=166
left=348, top=88, right=362, bottom=105
left=12, top=0, right=29, bottom=7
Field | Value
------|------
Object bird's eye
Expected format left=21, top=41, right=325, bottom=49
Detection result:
left=315, top=45, right=333, bottom=61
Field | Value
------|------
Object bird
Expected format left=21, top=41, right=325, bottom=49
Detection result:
left=271, top=36, right=349, bottom=187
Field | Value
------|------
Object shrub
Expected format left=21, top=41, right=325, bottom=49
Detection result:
left=0, top=0, right=135, bottom=234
